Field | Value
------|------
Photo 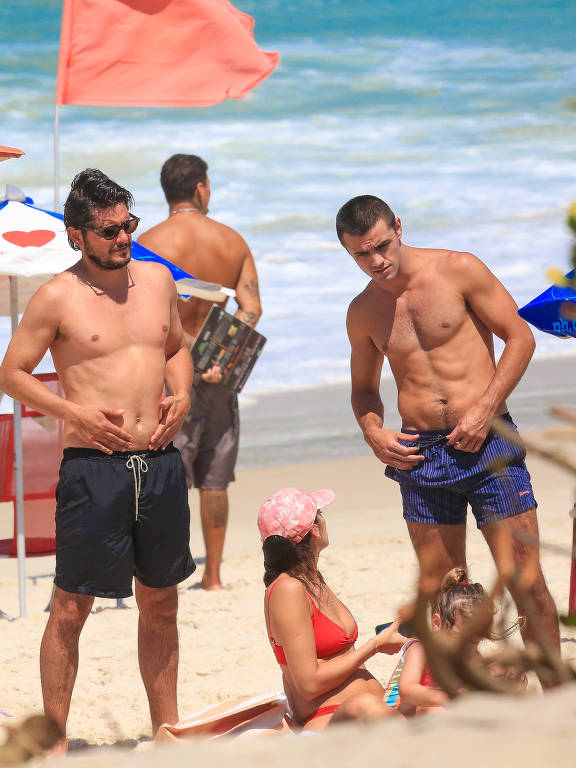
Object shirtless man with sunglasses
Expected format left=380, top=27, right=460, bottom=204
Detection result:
left=0, top=168, right=195, bottom=746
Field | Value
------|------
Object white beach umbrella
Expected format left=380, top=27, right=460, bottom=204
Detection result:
left=0, top=199, right=77, bottom=619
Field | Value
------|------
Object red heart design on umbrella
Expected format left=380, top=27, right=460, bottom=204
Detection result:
left=2, top=230, right=56, bottom=247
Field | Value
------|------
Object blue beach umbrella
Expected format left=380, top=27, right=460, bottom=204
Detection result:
left=518, top=265, right=576, bottom=617
left=518, top=270, right=576, bottom=339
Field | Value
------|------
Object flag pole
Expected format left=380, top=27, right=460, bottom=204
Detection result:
left=53, top=105, right=60, bottom=212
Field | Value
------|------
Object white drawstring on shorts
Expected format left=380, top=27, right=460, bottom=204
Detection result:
left=125, top=455, right=149, bottom=520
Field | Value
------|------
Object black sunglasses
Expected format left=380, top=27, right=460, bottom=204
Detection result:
left=83, top=214, right=140, bottom=240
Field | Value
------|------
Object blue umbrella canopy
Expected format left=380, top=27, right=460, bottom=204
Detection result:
left=518, top=270, right=576, bottom=339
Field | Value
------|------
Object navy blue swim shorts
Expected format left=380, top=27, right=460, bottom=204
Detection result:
left=384, top=413, right=537, bottom=527
left=54, top=443, right=196, bottom=599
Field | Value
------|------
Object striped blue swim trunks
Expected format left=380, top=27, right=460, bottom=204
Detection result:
left=384, top=413, right=537, bottom=528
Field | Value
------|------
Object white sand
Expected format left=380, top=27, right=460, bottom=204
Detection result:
left=1, top=421, right=576, bottom=763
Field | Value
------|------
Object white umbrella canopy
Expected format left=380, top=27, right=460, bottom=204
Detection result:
left=0, top=200, right=75, bottom=314
left=0, top=199, right=78, bottom=618
left=0, top=200, right=69, bottom=618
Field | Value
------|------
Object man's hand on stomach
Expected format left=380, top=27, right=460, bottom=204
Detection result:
left=148, top=392, right=191, bottom=451
left=365, top=427, right=424, bottom=469
left=69, top=405, right=134, bottom=454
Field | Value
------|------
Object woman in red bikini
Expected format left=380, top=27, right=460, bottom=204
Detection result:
left=258, top=486, right=404, bottom=732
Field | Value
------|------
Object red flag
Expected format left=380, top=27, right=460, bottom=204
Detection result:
left=55, top=0, right=279, bottom=107
left=0, top=146, right=25, bottom=162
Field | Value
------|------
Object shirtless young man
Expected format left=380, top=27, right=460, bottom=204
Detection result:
left=138, top=154, right=262, bottom=591
left=0, top=169, right=195, bottom=742
left=337, top=195, right=559, bottom=658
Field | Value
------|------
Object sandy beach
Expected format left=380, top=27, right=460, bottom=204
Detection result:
left=1, top=354, right=575, bottom=763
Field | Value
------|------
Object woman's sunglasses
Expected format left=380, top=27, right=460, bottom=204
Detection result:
left=83, top=214, right=140, bottom=240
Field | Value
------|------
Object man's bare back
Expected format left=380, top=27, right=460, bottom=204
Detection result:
left=138, top=154, right=261, bottom=591
left=139, top=209, right=260, bottom=338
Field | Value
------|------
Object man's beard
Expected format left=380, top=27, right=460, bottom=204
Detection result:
left=84, top=242, right=132, bottom=270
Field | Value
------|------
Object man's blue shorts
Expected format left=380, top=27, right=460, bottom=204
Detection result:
left=384, top=413, right=537, bottom=528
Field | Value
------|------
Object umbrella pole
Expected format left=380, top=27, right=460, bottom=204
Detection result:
left=569, top=501, right=576, bottom=616
left=9, top=277, right=26, bottom=619
left=53, top=104, right=60, bottom=212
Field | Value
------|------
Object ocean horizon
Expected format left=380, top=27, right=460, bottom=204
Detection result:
left=1, top=0, right=575, bottom=396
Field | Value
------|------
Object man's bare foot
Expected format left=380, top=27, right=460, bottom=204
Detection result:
left=201, top=575, right=223, bottom=591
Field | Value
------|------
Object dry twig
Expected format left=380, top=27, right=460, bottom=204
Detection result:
left=0, top=715, right=62, bottom=766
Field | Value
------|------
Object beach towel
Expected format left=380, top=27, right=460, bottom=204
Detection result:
left=156, top=692, right=297, bottom=741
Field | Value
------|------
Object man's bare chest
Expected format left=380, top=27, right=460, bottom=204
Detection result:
left=371, top=288, right=469, bottom=355
left=54, top=289, right=170, bottom=358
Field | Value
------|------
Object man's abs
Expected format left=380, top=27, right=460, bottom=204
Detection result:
left=54, top=348, right=167, bottom=450
left=390, top=345, right=505, bottom=430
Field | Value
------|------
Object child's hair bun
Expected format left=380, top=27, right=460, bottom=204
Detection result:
left=440, top=566, right=468, bottom=592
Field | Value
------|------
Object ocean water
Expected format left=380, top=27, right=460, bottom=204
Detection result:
left=1, top=0, right=576, bottom=394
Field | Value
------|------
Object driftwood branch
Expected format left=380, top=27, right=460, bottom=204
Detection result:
left=0, top=715, right=62, bottom=766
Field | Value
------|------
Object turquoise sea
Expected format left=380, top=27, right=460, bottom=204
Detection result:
left=1, top=0, right=576, bottom=393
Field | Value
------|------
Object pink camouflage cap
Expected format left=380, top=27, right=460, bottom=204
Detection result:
left=257, top=486, right=336, bottom=543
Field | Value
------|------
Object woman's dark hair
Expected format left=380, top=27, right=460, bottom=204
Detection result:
left=63, top=168, right=134, bottom=250
left=160, top=154, right=208, bottom=204
left=335, top=195, right=396, bottom=244
left=263, top=527, right=325, bottom=599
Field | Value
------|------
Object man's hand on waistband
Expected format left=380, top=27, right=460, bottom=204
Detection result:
left=365, top=427, right=425, bottom=469
left=446, top=404, right=492, bottom=453
left=149, top=393, right=190, bottom=451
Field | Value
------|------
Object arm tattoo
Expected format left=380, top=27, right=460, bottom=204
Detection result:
left=244, top=279, right=260, bottom=299
left=241, top=310, right=257, bottom=326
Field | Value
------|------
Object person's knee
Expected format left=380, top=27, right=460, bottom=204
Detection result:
left=331, top=694, right=396, bottom=726
left=136, top=584, right=178, bottom=624
left=510, top=569, right=556, bottom=612
left=200, top=488, right=227, bottom=501
left=49, top=590, right=93, bottom=637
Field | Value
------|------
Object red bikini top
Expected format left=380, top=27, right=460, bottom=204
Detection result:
left=266, top=579, right=359, bottom=666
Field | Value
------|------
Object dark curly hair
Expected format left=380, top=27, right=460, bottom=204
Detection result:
left=63, top=169, right=133, bottom=251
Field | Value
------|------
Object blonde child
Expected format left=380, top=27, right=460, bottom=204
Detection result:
left=397, top=566, right=524, bottom=715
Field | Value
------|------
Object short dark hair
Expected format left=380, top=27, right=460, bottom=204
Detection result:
left=160, top=154, right=208, bottom=204
left=63, top=169, right=133, bottom=250
left=335, top=195, right=396, bottom=244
